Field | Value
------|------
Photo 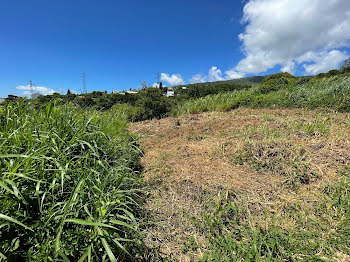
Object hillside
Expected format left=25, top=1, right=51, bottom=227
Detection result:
left=131, top=108, right=350, bottom=261
left=173, top=75, right=267, bottom=89
left=204, top=75, right=267, bottom=86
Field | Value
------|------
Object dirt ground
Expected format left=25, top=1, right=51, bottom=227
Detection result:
left=129, top=108, right=350, bottom=261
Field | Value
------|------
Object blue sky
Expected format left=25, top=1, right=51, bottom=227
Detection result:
left=1, top=0, right=350, bottom=97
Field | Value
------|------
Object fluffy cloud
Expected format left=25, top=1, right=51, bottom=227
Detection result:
left=302, top=50, right=348, bottom=75
left=160, top=73, right=184, bottom=86
left=233, top=0, right=350, bottom=75
left=16, top=85, right=56, bottom=96
left=190, top=66, right=244, bottom=84
left=190, top=74, right=207, bottom=84
left=224, top=69, right=245, bottom=79
left=208, top=66, right=225, bottom=82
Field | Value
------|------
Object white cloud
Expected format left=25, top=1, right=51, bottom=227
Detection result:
left=190, top=74, right=207, bottom=84
left=232, top=0, right=350, bottom=75
left=208, top=66, right=224, bottom=82
left=281, top=61, right=297, bottom=74
left=16, top=85, right=56, bottom=96
left=160, top=73, right=184, bottom=86
left=190, top=66, right=245, bottom=84
left=225, top=69, right=245, bottom=79
left=303, top=50, right=348, bottom=75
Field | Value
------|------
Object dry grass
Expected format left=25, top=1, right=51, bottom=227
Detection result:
left=130, top=108, right=350, bottom=261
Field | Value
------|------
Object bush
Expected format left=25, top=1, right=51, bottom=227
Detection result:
left=262, top=72, right=296, bottom=82
left=258, top=72, right=296, bottom=94
left=135, top=88, right=174, bottom=120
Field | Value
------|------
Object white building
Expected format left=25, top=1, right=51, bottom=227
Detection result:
left=0, top=98, right=5, bottom=103
left=166, top=90, right=175, bottom=97
left=126, top=89, right=139, bottom=94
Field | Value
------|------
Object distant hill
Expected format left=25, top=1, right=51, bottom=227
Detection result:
left=220, top=75, right=267, bottom=85
left=174, top=75, right=267, bottom=89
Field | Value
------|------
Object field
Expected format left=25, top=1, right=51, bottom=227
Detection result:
left=130, top=108, right=350, bottom=261
left=1, top=73, right=350, bottom=261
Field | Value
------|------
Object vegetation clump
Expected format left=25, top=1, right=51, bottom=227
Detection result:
left=235, top=141, right=319, bottom=188
left=0, top=101, right=142, bottom=261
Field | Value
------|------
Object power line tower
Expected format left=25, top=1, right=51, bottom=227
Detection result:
left=81, top=73, right=87, bottom=94
left=139, top=80, right=147, bottom=89
left=29, top=80, right=33, bottom=98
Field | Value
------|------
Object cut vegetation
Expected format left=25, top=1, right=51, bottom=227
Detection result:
left=130, top=108, right=350, bottom=261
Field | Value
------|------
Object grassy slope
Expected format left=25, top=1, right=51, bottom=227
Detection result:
left=176, top=75, right=350, bottom=115
left=131, top=108, right=350, bottom=261
left=173, top=75, right=267, bottom=89
left=209, top=75, right=267, bottom=86
left=0, top=101, right=143, bottom=261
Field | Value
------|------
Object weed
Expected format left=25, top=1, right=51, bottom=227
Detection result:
left=294, top=119, right=330, bottom=137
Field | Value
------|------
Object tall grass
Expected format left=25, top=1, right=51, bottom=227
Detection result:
left=176, top=76, right=350, bottom=114
left=0, top=101, right=142, bottom=261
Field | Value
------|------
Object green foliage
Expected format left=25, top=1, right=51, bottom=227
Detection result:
left=327, top=69, right=341, bottom=76
left=173, top=82, right=250, bottom=99
left=259, top=72, right=296, bottom=94
left=262, top=72, right=296, bottom=82
left=135, top=88, right=175, bottom=120
left=295, top=118, right=330, bottom=137
left=0, top=101, right=142, bottom=261
left=341, top=57, right=350, bottom=72
left=177, top=75, right=350, bottom=114
left=30, top=82, right=252, bottom=122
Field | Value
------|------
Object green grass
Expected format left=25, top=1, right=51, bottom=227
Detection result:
left=0, top=101, right=143, bottom=261
left=176, top=75, right=350, bottom=115
left=186, top=166, right=350, bottom=261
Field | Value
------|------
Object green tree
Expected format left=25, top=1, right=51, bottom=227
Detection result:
left=136, top=88, right=173, bottom=120
left=341, top=57, right=350, bottom=72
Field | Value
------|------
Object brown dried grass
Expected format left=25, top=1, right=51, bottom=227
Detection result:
left=129, top=108, right=350, bottom=260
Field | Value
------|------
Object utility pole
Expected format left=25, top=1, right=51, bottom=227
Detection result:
left=157, top=72, right=163, bottom=89
left=82, top=73, right=87, bottom=94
